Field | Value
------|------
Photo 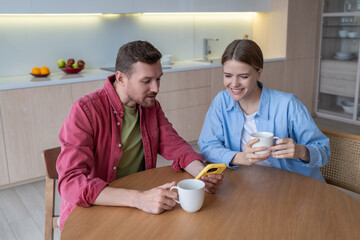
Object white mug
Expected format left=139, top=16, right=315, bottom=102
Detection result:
left=161, top=55, right=173, bottom=65
left=170, top=179, right=205, bottom=213
left=250, top=132, right=279, bottom=154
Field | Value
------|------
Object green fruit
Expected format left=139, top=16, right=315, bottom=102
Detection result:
left=72, top=63, right=79, bottom=68
left=57, top=59, right=66, bottom=68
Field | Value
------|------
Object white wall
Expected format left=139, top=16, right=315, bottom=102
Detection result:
left=0, top=13, right=253, bottom=77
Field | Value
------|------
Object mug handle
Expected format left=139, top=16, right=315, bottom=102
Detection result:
left=170, top=186, right=180, bottom=204
left=273, top=136, right=280, bottom=143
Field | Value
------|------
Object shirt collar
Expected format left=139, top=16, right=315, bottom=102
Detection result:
left=104, top=75, right=125, bottom=116
left=257, top=81, right=270, bottom=120
left=226, top=97, right=238, bottom=111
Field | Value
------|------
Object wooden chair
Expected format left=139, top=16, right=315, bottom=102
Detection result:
left=320, top=129, right=360, bottom=194
left=42, top=146, right=61, bottom=240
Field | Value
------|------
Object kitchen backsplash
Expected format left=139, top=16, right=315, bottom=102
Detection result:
left=0, top=13, right=253, bottom=77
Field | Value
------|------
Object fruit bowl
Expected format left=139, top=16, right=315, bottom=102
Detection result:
left=30, top=73, right=50, bottom=77
left=60, top=67, right=84, bottom=74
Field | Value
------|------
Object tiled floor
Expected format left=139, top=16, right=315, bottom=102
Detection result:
left=0, top=117, right=359, bottom=240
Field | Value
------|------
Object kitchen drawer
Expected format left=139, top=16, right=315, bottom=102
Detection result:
left=164, top=104, right=210, bottom=142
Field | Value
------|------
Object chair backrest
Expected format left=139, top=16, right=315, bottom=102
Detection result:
left=43, top=147, right=61, bottom=179
left=320, top=129, right=360, bottom=194
left=42, top=146, right=61, bottom=240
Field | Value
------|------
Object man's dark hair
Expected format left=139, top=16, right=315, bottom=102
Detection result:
left=115, top=40, right=162, bottom=77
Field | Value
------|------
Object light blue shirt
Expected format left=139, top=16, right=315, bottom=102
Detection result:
left=198, top=82, right=330, bottom=182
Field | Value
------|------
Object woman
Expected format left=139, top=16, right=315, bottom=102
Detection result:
left=198, top=39, right=330, bottom=182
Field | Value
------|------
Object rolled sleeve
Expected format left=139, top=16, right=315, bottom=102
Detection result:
left=302, top=144, right=330, bottom=168
left=221, top=150, right=239, bottom=169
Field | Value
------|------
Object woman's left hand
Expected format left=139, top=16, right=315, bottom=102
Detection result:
left=268, top=138, right=309, bottom=161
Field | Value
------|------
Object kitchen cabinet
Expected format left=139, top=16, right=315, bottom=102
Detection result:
left=31, top=0, right=133, bottom=14
left=210, top=67, right=225, bottom=99
left=133, top=0, right=188, bottom=13
left=261, top=61, right=285, bottom=92
left=0, top=109, right=9, bottom=185
left=157, top=69, right=212, bottom=142
left=0, top=0, right=32, bottom=13
left=0, top=0, right=133, bottom=14
left=0, top=0, right=271, bottom=14
left=0, top=85, right=73, bottom=184
left=316, top=0, right=360, bottom=124
left=135, top=0, right=271, bottom=13
left=70, top=80, right=106, bottom=103
left=187, top=0, right=271, bottom=12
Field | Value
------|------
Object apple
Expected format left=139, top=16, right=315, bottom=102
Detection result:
left=57, top=59, right=66, bottom=68
left=72, top=63, right=79, bottom=68
left=77, top=60, right=85, bottom=68
left=67, top=58, right=75, bottom=65
left=65, top=64, right=72, bottom=69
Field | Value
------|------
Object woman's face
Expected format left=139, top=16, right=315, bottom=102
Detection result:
left=223, top=59, right=262, bottom=102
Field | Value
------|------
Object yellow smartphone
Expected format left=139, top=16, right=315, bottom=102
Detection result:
left=195, top=163, right=227, bottom=180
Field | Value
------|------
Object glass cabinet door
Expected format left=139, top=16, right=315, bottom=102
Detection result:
left=324, top=0, right=360, bottom=13
left=317, top=15, right=360, bottom=119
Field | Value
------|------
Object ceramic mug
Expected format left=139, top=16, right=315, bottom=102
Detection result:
left=161, top=55, right=173, bottom=65
left=170, top=179, right=205, bottom=213
left=250, top=132, right=279, bottom=154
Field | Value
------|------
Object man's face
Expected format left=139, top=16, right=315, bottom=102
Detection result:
left=117, top=61, right=163, bottom=108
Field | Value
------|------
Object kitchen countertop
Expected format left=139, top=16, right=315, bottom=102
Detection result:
left=0, top=58, right=284, bottom=91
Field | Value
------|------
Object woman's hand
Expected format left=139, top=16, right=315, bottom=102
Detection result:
left=268, top=138, right=310, bottom=161
left=231, top=138, right=271, bottom=166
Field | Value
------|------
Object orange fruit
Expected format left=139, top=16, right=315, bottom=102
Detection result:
left=40, top=66, right=50, bottom=75
left=32, top=67, right=41, bottom=75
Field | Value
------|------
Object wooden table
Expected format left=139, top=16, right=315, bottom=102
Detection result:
left=61, top=165, right=360, bottom=240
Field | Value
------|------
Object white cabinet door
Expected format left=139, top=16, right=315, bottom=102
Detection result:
left=31, top=0, right=134, bottom=14
left=135, top=0, right=271, bottom=13
left=1, top=0, right=271, bottom=14
left=134, top=0, right=188, bottom=13
left=188, top=0, right=271, bottom=12
left=0, top=0, right=32, bottom=13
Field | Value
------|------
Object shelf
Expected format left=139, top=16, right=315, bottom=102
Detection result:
left=322, top=36, right=360, bottom=39
left=323, top=12, right=360, bottom=17
left=323, top=24, right=360, bottom=27
left=318, top=108, right=354, bottom=119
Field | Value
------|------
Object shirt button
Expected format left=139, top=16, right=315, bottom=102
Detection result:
left=113, top=166, right=116, bottom=170
left=117, top=122, right=120, bottom=125
left=114, top=110, right=117, bottom=114
left=121, top=111, right=124, bottom=114
left=119, top=144, right=122, bottom=147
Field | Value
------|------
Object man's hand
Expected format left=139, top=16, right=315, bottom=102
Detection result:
left=136, top=181, right=178, bottom=214
left=93, top=182, right=177, bottom=214
left=184, top=160, right=224, bottom=194
left=200, top=174, right=224, bottom=193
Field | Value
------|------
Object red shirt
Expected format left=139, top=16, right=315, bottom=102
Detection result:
left=57, top=75, right=203, bottom=230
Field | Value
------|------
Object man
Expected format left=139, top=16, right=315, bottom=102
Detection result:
left=56, top=40, right=223, bottom=231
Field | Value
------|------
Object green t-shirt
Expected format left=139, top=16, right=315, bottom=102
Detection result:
left=116, top=105, right=144, bottom=179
